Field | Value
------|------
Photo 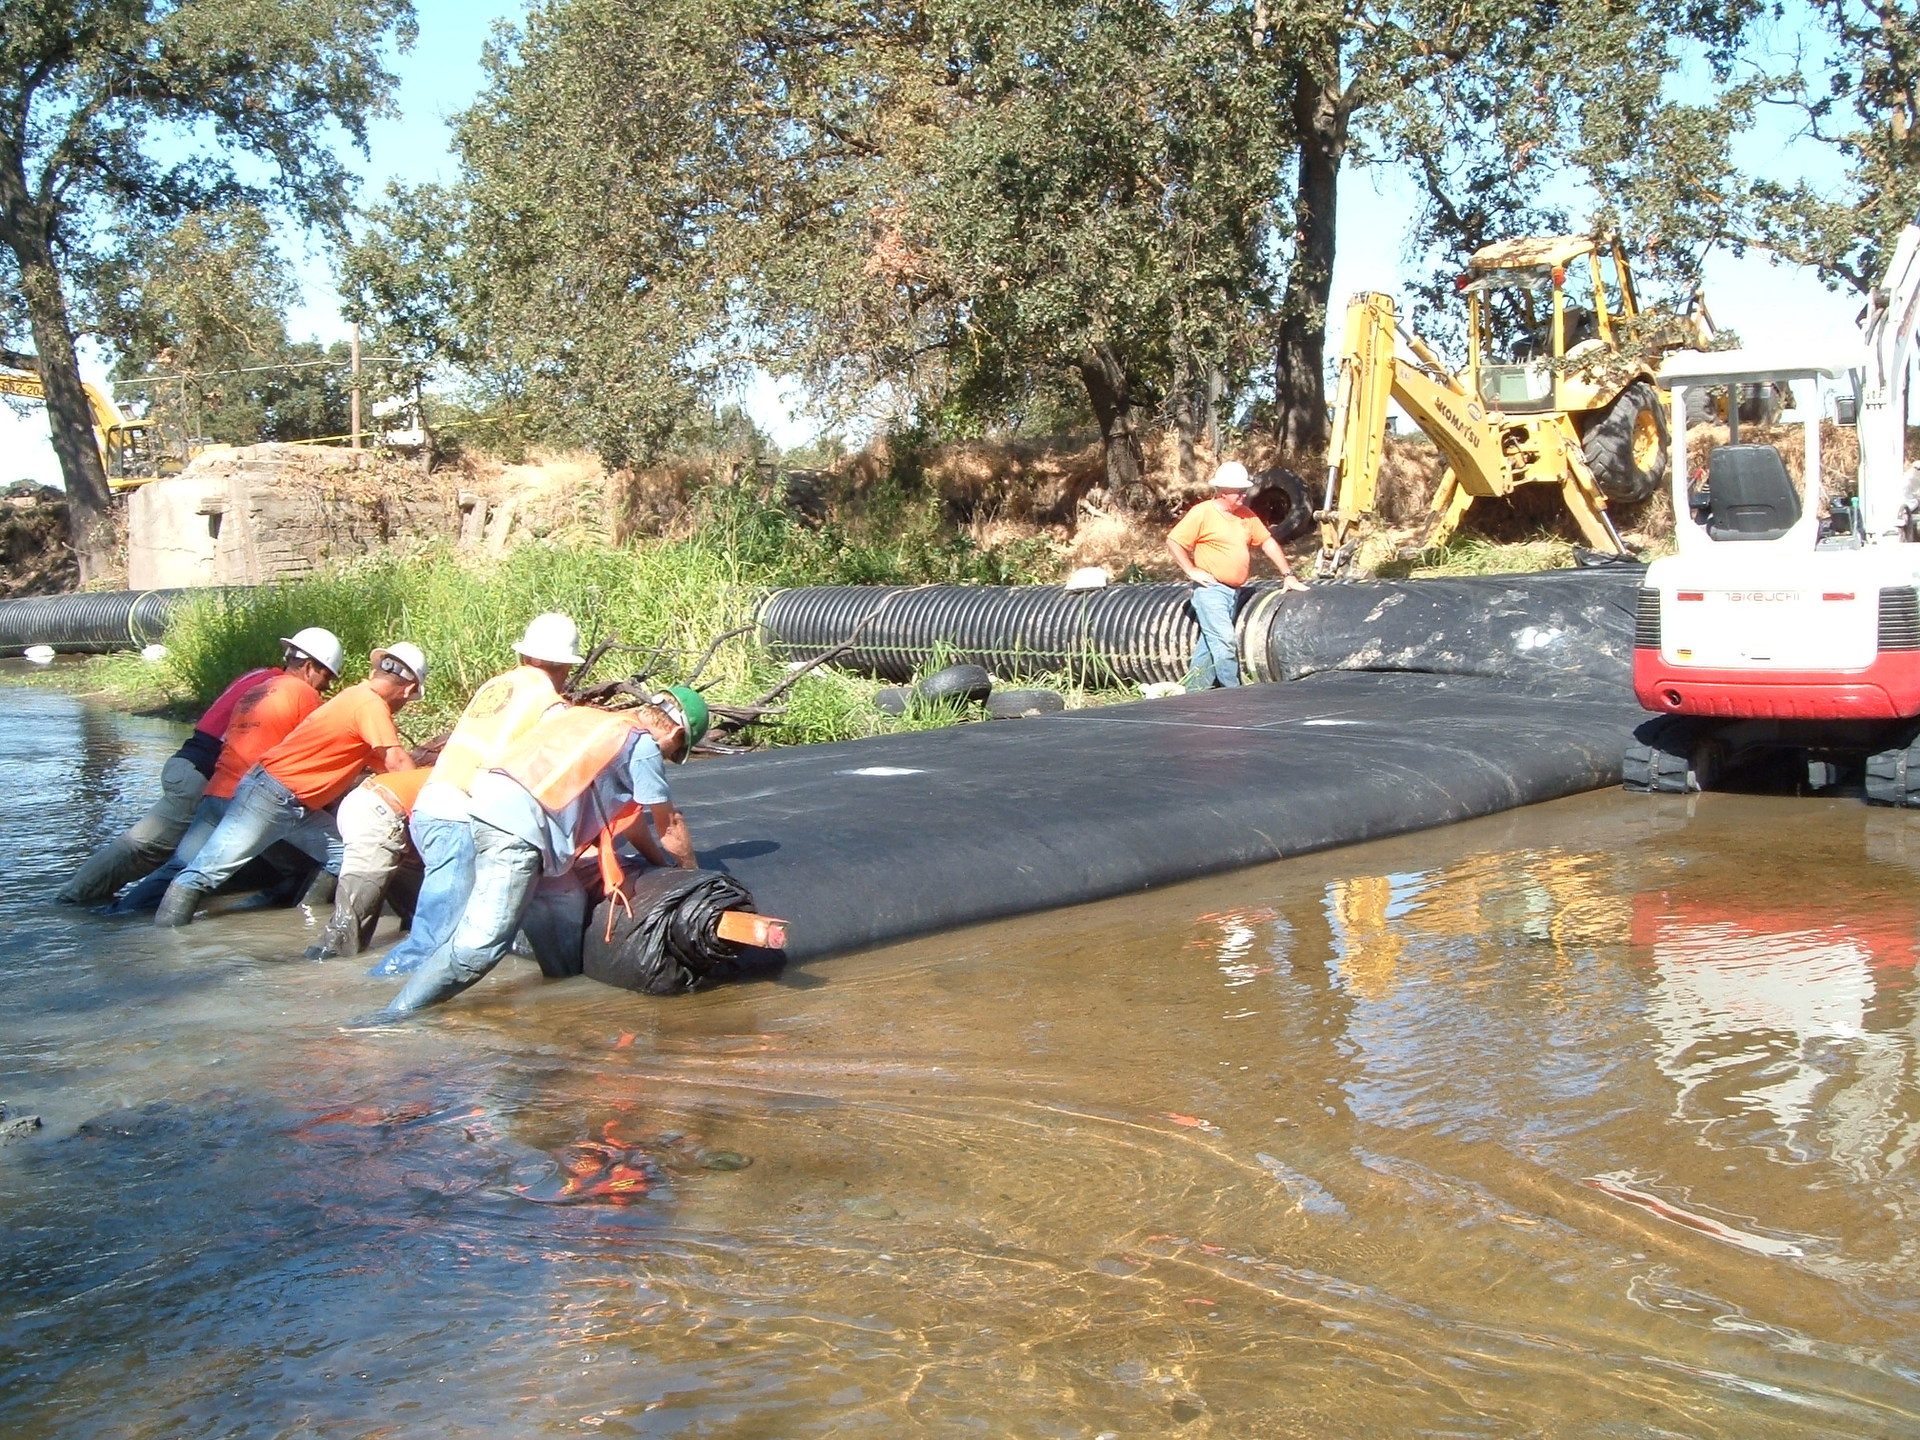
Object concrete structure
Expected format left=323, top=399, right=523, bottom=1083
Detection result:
left=128, top=445, right=461, bottom=589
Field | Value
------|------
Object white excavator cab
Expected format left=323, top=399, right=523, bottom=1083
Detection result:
left=1655, top=348, right=1856, bottom=557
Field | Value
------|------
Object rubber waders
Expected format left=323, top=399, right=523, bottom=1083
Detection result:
left=153, top=883, right=203, bottom=928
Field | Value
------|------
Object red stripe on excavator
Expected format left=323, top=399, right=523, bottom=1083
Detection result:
left=1633, top=650, right=1920, bottom=720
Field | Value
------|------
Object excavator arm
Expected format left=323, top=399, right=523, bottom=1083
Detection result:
left=1858, top=216, right=1920, bottom=537
left=1317, top=292, right=1624, bottom=576
left=0, top=364, right=158, bottom=488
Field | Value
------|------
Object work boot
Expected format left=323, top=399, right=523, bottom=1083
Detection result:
left=298, top=869, right=337, bottom=917
left=305, top=877, right=386, bottom=961
left=153, top=883, right=204, bottom=928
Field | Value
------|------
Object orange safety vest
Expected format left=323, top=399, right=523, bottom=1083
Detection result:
left=500, top=705, right=652, bottom=939
left=433, top=667, right=563, bottom=793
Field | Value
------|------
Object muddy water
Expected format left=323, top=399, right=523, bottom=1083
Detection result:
left=4, top=687, right=1920, bottom=1438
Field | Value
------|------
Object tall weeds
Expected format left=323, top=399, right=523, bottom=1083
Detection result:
left=153, top=482, right=1061, bottom=745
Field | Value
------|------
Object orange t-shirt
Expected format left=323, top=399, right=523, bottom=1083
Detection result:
left=1169, top=501, right=1273, bottom=588
left=260, top=682, right=406, bottom=809
left=206, top=675, right=324, bottom=800
left=366, top=765, right=434, bottom=815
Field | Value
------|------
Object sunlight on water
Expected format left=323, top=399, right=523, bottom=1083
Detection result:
left=2, top=685, right=1920, bottom=1436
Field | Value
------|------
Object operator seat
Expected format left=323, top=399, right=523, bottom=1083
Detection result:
left=1706, top=444, right=1801, bottom=541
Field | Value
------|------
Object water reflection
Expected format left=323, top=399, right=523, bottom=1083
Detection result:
left=5, top=687, right=1920, bottom=1435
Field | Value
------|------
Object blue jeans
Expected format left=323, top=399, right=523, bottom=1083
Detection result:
left=1185, top=580, right=1242, bottom=689
left=111, top=794, right=232, bottom=912
left=386, top=820, right=586, bottom=1013
left=372, top=811, right=476, bottom=976
left=175, top=769, right=338, bottom=895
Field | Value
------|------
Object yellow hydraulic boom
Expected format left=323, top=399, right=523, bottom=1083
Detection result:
left=1316, top=292, right=1626, bottom=576
left=0, top=365, right=169, bottom=490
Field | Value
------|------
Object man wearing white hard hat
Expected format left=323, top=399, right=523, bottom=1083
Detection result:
left=156, top=641, right=426, bottom=927
left=368, top=614, right=579, bottom=976
left=98, top=627, right=345, bottom=913
left=56, top=630, right=342, bottom=906
left=1166, top=460, right=1308, bottom=689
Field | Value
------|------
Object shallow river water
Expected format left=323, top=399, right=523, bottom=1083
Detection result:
left=4, top=686, right=1920, bottom=1437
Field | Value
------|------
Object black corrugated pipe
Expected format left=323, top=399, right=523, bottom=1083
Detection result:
left=757, top=582, right=1294, bottom=686
left=0, top=589, right=186, bottom=656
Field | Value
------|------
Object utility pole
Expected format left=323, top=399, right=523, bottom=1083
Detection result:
left=350, top=323, right=362, bottom=453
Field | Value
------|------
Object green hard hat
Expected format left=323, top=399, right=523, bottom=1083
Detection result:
left=658, top=684, right=710, bottom=759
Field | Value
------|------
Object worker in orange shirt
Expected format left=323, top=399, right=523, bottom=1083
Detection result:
left=155, top=643, right=427, bottom=927
left=55, top=649, right=293, bottom=906
left=105, top=627, right=344, bottom=913
left=1165, top=461, right=1308, bottom=689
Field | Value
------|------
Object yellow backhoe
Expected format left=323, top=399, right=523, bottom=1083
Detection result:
left=0, top=364, right=177, bottom=489
left=1316, top=235, right=1710, bottom=576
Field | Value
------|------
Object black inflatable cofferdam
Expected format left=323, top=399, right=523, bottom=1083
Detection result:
left=0, top=589, right=184, bottom=655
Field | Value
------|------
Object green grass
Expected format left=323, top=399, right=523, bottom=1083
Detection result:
left=68, top=482, right=1073, bottom=747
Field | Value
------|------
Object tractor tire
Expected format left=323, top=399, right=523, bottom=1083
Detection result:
left=1583, top=380, right=1670, bottom=505
left=1622, top=715, right=1721, bottom=793
left=1249, top=466, right=1316, bottom=544
left=985, top=688, right=1066, bottom=719
left=914, top=663, right=992, bottom=706
left=1865, top=734, right=1920, bottom=806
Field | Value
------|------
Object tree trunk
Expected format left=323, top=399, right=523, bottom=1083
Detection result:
left=1077, top=342, right=1147, bottom=504
left=1272, top=69, right=1350, bottom=465
left=0, top=205, right=117, bottom=582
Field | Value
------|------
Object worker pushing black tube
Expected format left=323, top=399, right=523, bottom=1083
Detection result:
left=759, top=568, right=1643, bottom=695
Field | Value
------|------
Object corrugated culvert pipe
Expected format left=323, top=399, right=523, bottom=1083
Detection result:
left=0, top=589, right=185, bottom=655
left=757, top=582, right=1295, bottom=686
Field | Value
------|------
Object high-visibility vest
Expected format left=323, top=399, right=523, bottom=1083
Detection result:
left=434, top=667, right=562, bottom=793
left=498, top=706, right=643, bottom=814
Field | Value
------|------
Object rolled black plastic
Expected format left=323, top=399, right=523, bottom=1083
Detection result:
left=584, top=868, right=756, bottom=994
left=0, top=589, right=185, bottom=656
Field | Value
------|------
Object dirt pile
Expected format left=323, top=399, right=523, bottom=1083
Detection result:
left=0, top=482, right=77, bottom=597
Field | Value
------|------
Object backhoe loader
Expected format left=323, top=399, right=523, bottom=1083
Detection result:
left=0, top=364, right=175, bottom=489
left=1316, top=235, right=1710, bottom=575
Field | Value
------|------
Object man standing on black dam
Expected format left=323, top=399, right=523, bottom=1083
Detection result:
left=1166, top=460, right=1309, bottom=689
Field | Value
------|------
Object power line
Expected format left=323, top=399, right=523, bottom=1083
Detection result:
left=111, top=356, right=407, bottom=388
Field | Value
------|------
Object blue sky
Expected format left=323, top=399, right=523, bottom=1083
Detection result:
left=3, top=0, right=1861, bottom=482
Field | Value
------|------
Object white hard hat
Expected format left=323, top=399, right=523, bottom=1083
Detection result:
left=371, top=641, right=428, bottom=689
left=515, top=612, right=584, bottom=666
left=281, top=626, right=344, bottom=677
left=1211, top=460, right=1254, bottom=490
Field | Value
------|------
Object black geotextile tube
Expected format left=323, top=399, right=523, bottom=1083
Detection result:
left=756, top=569, right=1645, bottom=694
left=583, top=868, right=755, bottom=995
left=1242, top=567, right=1644, bottom=695
left=0, top=588, right=185, bottom=655
left=669, top=670, right=1645, bottom=968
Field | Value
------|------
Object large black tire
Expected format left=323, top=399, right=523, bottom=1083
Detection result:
left=1249, top=466, right=1316, bottom=544
left=914, top=663, right=992, bottom=706
left=986, top=688, right=1066, bottom=719
left=1583, top=380, right=1670, bottom=505
left=1622, top=715, right=1722, bottom=793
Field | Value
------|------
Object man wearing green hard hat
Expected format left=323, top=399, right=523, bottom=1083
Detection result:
left=365, top=685, right=709, bottom=1020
